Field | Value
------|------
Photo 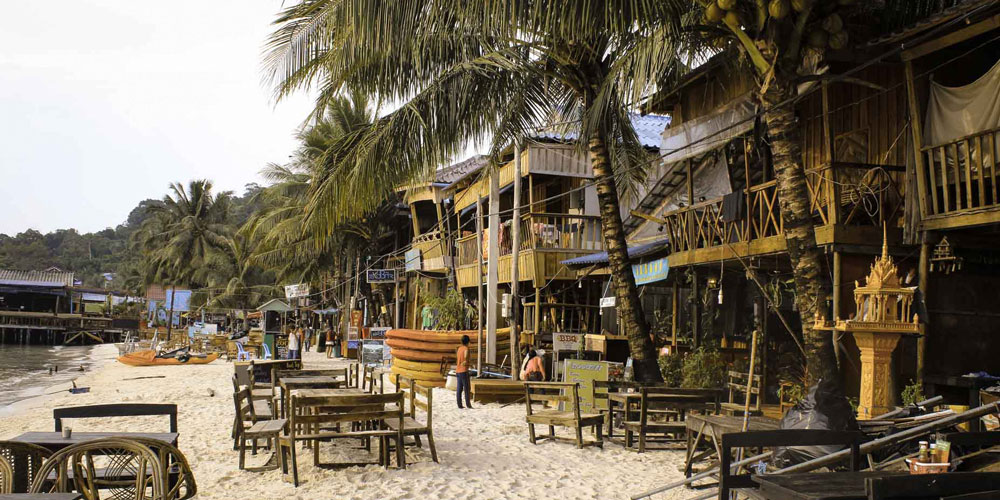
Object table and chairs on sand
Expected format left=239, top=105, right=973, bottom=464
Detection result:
left=231, top=360, right=435, bottom=486
left=1, top=403, right=196, bottom=500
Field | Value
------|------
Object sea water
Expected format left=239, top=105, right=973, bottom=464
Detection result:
left=0, top=344, right=104, bottom=409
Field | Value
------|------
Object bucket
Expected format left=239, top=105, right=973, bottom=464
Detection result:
left=445, top=370, right=458, bottom=391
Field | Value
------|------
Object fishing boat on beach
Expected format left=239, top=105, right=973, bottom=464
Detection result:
left=117, top=348, right=218, bottom=367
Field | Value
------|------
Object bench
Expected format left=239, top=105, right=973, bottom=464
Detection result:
left=722, top=370, right=762, bottom=416
left=720, top=429, right=863, bottom=500
left=524, top=382, right=603, bottom=449
left=387, top=375, right=438, bottom=463
left=54, top=403, right=177, bottom=433
left=279, top=391, right=405, bottom=486
left=623, top=388, right=722, bottom=453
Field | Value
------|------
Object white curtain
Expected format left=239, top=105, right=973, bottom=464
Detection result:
left=924, top=56, right=1000, bottom=148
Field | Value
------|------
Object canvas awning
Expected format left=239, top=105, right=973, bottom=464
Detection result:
left=560, top=237, right=670, bottom=268
left=660, top=94, right=755, bottom=164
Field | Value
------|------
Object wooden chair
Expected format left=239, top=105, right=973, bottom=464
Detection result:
left=361, top=365, right=386, bottom=394
left=29, top=438, right=166, bottom=500
left=722, top=370, right=762, bottom=416
left=0, top=441, right=52, bottom=493
left=235, top=364, right=273, bottom=403
left=386, top=377, right=439, bottom=463
left=347, top=363, right=360, bottom=388
left=524, top=382, right=604, bottom=449
left=719, top=429, right=863, bottom=500
left=54, top=403, right=178, bottom=433
left=233, top=387, right=287, bottom=472
left=278, top=391, right=405, bottom=486
left=866, top=472, right=1000, bottom=500
left=592, top=380, right=640, bottom=432
left=624, top=388, right=721, bottom=453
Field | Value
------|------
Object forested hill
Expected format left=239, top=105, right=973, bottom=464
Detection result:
left=0, top=184, right=263, bottom=289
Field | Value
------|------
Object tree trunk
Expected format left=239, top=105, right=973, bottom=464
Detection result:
left=589, top=131, right=663, bottom=383
left=165, top=284, right=176, bottom=342
left=761, top=80, right=838, bottom=386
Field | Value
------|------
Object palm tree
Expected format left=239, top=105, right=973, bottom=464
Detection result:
left=263, top=0, right=688, bottom=382
left=137, top=180, right=234, bottom=339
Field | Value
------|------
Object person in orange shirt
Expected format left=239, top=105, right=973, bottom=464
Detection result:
left=455, top=335, right=472, bottom=409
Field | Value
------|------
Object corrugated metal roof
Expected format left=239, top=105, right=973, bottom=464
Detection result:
left=0, top=269, right=75, bottom=288
left=533, top=113, right=671, bottom=149
left=560, top=237, right=670, bottom=267
left=436, top=155, right=488, bottom=184
left=867, top=0, right=997, bottom=47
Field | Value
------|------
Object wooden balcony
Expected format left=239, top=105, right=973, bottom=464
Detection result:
left=918, top=126, right=1000, bottom=230
left=455, top=213, right=603, bottom=288
left=657, top=163, right=902, bottom=267
left=412, top=230, right=451, bottom=272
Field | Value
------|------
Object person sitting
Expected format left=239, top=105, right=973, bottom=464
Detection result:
left=521, top=349, right=546, bottom=381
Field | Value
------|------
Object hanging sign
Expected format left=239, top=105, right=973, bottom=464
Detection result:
left=632, top=257, right=669, bottom=285
left=366, top=269, right=396, bottom=284
left=404, top=248, right=422, bottom=272
left=553, top=332, right=585, bottom=353
left=368, top=326, right=391, bottom=339
left=599, top=296, right=616, bottom=308
left=284, top=283, right=310, bottom=299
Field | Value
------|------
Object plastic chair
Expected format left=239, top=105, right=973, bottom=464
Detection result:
left=236, top=342, right=251, bottom=362
left=262, top=343, right=272, bottom=360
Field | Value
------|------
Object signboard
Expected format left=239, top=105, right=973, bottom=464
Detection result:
left=274, top=334, right=290, bottom=360
left=366, top=269, right=397, bottom=284
left=562, top=359, right=610, bottom=413
left=632, top=257, right=669, bottom=285
left=404, top=248, right=422, bottom=272
left=187, top=322, right=218, bottom=337
left=284, top=283, right=310, bottom=299
left=360, top=339, right=385, bottom=365
left=368, top=326, right=391, bottom=340
left=553, top=333, right=585, bottom=353
left=599, top=296, right=616, bottom=308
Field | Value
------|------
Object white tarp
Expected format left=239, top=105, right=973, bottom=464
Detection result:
left=629, top=153, right=732, bottom=241
left=924, top=57, right=1000, bottom=148
left=660, top=94, right=756, bottom=164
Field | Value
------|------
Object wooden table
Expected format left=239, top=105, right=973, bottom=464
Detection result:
left=606, top=392, right=719, bottom=443
left=752, top=471, right=906, bottom=500
left=0, top=494, right=83, bottom=500
left=278, top=376, right=343, bottom=417
left=10, top=432, right=179, bottom=451
left=684, top=414, right=779, bottom=479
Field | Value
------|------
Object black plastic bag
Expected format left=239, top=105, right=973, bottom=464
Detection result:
left=773, top=378, right=859, bottom=467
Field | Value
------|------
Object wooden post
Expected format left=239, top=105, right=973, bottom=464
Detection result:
left=905, top=61, right=930, bottom=219
left=486, top=172, right=500, bottom=363
left=393, top=269, right=401, bottom=329
left=510, top=142, right=523, bottom=380
left=442, top=199, right=459, bottom=290
left=165, top=284, right=176, bottom=341
left=410, top=204, right=421, bottom=238
left=476, top=197, right=485, bottom=375
left=671, top=279, right=679, bottom=350
left=917, top=232, right=930, bottom=382
left=822, top=82, right=841, bottom=224
left=832, top=250, right=843, bottom=369
left=691, top=268, right=700, bottom=348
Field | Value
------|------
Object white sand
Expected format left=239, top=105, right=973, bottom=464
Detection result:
left=0, top=345, right=692, bottom=500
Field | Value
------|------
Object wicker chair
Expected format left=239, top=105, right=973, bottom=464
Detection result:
left=0, top=440, right=53, bottom=493
left=30, top=438, right=166, bottom=500
left=0, top=454, right=12, bottom=494
left=125, top=437, right=196, bottom=500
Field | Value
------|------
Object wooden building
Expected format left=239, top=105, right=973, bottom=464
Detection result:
left=627, top=0, right=1000, bottom=406
left=0, top=268, right=117, bottom=345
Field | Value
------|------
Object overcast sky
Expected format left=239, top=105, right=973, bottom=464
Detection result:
left=0, top=1, right=315, bottom=235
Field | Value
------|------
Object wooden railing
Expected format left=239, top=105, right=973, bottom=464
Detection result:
left=661, top=181, right=783, bottom=254
left=455, top=213, right=603, bottom=266
left=921, top=127, right=1000, bottom=216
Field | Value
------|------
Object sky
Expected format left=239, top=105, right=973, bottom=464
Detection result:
left=0, top=1, right=316, bottom=235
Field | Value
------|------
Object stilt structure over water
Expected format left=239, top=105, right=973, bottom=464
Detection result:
left=0, top=268, right=130, bottom=345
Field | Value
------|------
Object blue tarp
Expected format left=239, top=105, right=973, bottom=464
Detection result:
left=560, top=237, right=670, bottom=267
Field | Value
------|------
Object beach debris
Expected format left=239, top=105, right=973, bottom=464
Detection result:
left=207, top=388, right=215, bottom=398
left=68, top=381, right=90, bottom=395
left=78, top=365, right=85, bottom=372
left=122, top=376, right=167, bottom=381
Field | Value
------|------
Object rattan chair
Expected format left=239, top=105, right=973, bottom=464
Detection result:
left=30, top=438, right=166, bottom=500
left=0, top=454, right=12, bottom=494
left=125, top=437, right=196, bottom=500
left=0, top=440, right=53, bottom=493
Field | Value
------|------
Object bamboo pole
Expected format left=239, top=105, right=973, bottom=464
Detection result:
left=510, top=142, right=523, bottom=381
left=476, top=197, right=485, bottom=375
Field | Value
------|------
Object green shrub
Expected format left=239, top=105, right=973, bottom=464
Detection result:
left=658, top=354, right=684, bottom=387
left=423, top=289, right=475, bottom=330
left=901, top=379, right=925, bottom=406
left=681, top=348, right=727, bottom=389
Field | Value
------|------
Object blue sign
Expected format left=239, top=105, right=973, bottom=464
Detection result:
left=366, top=269, right=397, bottom=284
left=632, top=257, right=669, bottom=285
left=404, top=248, right=422, bottom=272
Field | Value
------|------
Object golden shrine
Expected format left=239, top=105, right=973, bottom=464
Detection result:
left=817, top=227, right=920, bottom=419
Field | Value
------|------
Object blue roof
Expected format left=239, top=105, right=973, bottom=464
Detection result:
left=533, top=114, right=670, bottom=149
left=561, top=237, right=670, bottom=267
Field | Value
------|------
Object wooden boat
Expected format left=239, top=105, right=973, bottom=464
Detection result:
left=117, top=350, right=219, bottom=367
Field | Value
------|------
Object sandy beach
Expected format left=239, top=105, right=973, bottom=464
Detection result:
left=0, top=346, right=691, bottom=500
